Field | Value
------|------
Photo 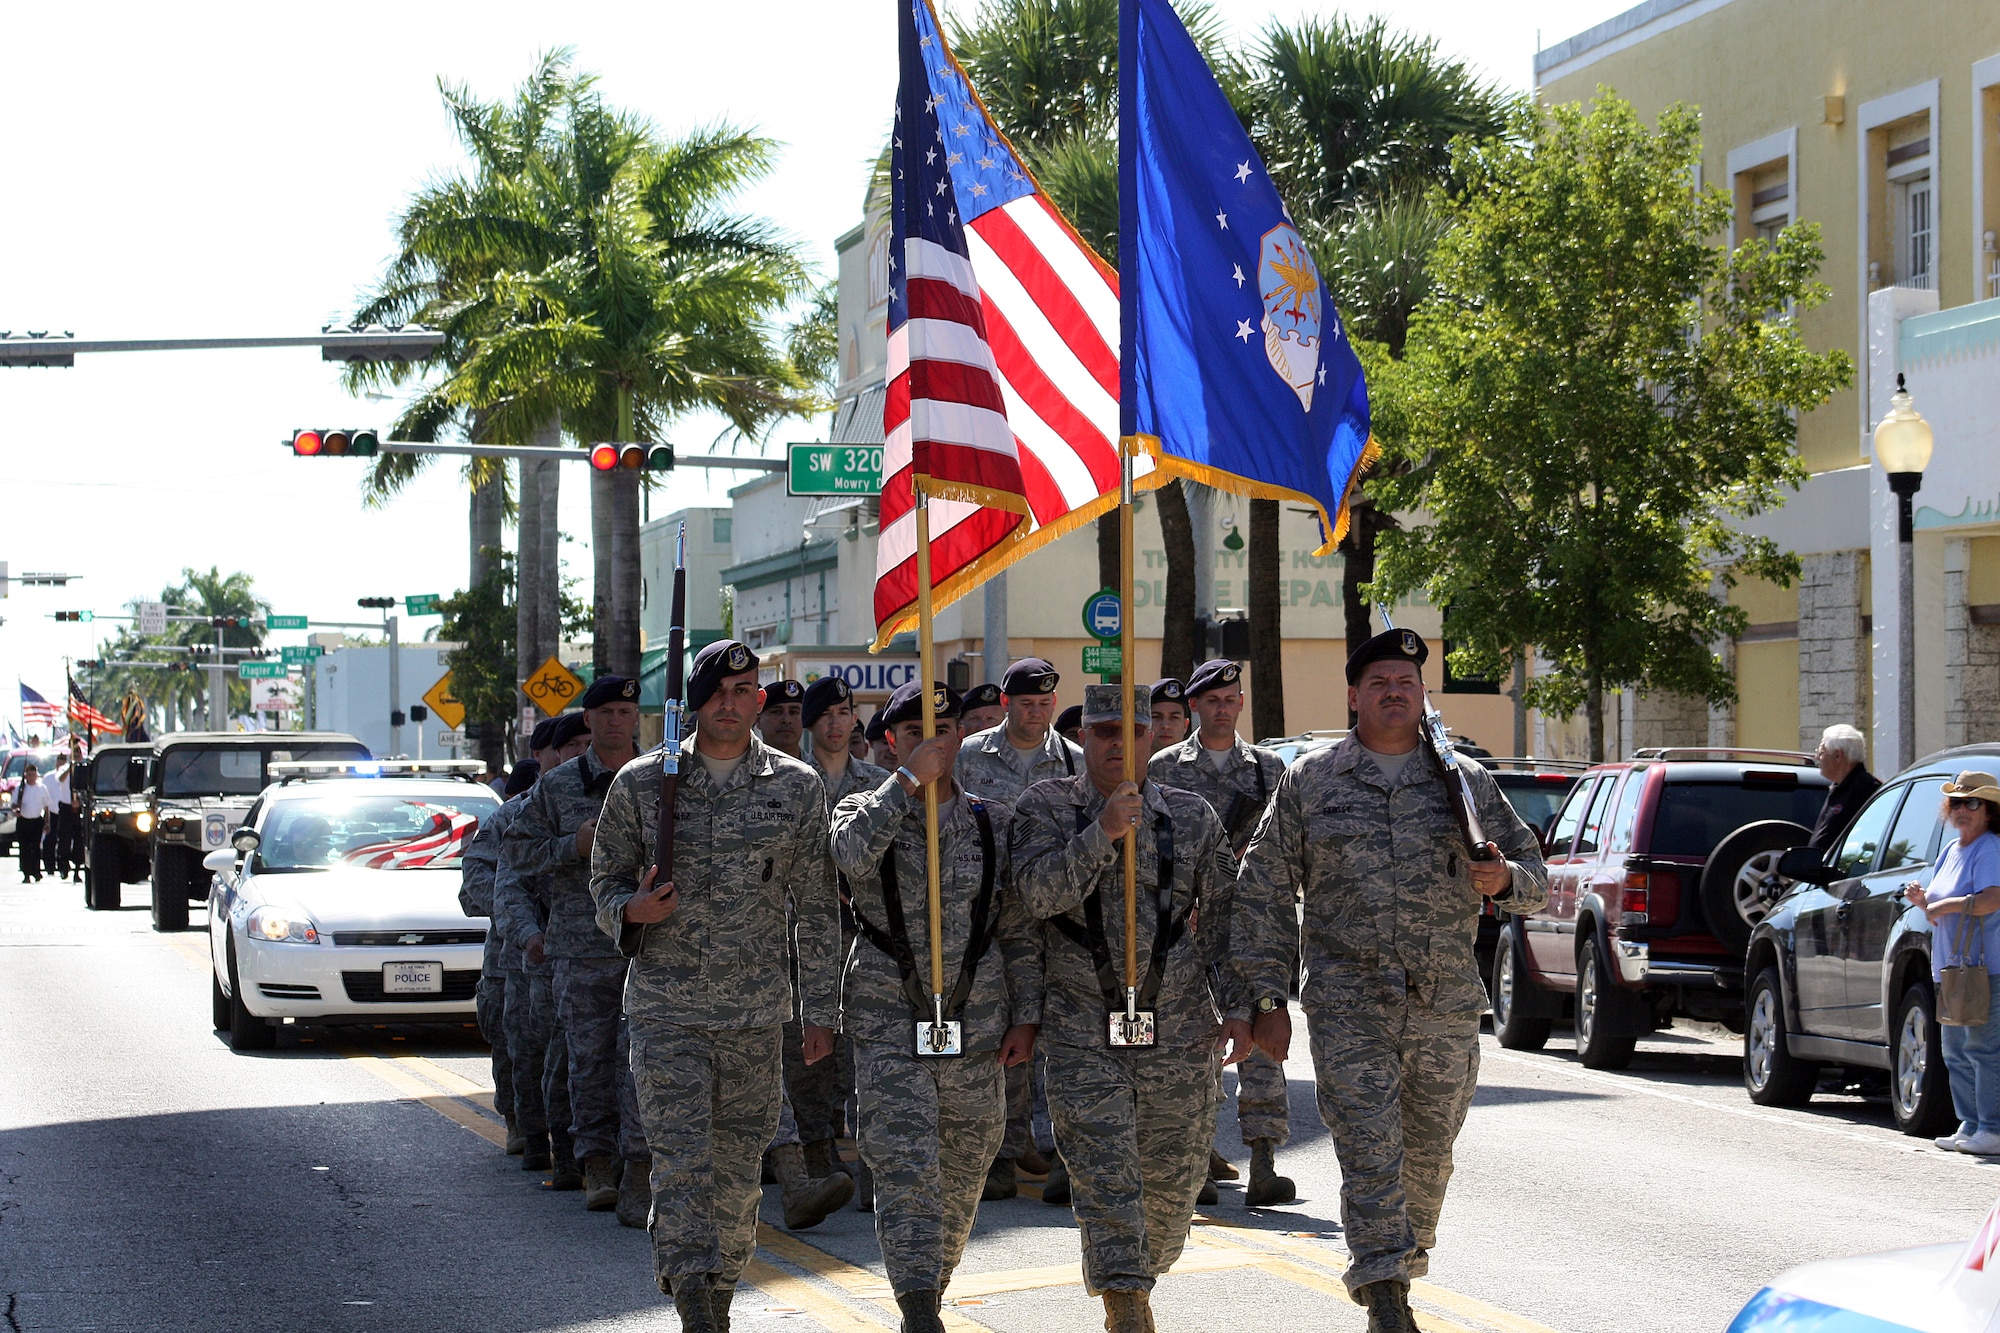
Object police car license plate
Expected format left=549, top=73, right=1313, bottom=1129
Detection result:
left=383, top=962, right=443, bottom=995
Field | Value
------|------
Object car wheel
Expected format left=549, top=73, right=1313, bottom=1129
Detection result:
left=1891, top=982, right=1955, bottom=1137
left=1492, top=925, right=1552, bottom=1052
left=1575, top=936, right=1639, bottom=1070
left=211, top=968, right=230, bottom=1032
left=1743, top=966, right=1818, bottom=1106
left=85, top=836, right=122, bottom=911
left=151, top=847, right=190, bottom=932
left=225, top=941, right=275, bottom=1052
left=1700, top=821, right=1811, bottom=955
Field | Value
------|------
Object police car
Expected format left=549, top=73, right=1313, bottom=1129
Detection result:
left=205, top=760, right=501, bottom=1051
left=1728, top=1196, right=2000, bottom=1331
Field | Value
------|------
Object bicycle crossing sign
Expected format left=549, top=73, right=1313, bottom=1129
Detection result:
left=522, top=655, right=583, bottom=718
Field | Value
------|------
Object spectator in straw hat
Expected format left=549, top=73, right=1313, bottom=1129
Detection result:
left=1905, top=770, right=2000, bottom=1154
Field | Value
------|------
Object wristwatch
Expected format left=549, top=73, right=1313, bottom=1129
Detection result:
left=1253, top=996, right=1284, bottom=1016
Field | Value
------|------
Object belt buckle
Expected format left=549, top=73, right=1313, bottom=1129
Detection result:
left=1106, top=1010, right=1156, bottom=1048
left=915, top=1019, right=963, bottom=1057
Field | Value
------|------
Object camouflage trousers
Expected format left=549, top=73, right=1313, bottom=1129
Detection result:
left=1229, top=1049, right=1291, bottom=1145
left=1307, top=994, right=1479, bottom=1297
left=1046, top=1040, right=1220, bottom=1293
left=629, top=1018, right=784, bottom=1291
left=782, top=1016, right=851, bottom=1144
left=553, top=956, right=646, bottom=1165
left=475, top=969, right=514, bottom=1121
left=853, top=1039, right=1007, bottom=1296
left=503, top=964, right=571, bottom=1143
left=1000, top=1052, right=1053, bottom=1160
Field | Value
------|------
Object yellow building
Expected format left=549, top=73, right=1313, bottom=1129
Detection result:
left=1540, top=0, right=2000, bottom=765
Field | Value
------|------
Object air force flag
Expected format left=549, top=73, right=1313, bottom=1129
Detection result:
left=1118, top=0, right=1374, bottom=552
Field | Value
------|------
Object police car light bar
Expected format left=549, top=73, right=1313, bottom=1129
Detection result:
left=269, top=759, right=486, bottom=784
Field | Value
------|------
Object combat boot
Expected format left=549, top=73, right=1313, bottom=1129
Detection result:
left=504, top=1115, right=525, bottom=1155
left=520, top=1132, right=552, bottom=1172
left=1041, top=1155, right=1071, bottom=1206
left=1197, top=1176, right=1219, bottom=1205
left=802, top=1138, right=849, bottom=1180
left=615, top=1157, right=650, bottom=1228
left=1244, top=1139, right=1296, bottom=1206
left=1017, top=1146, right=1051, bottom=1176
left=981, top=1155, right=1017, bottom=1201
left=773, top=1142, right=853, bottom=1229
left=1100, top=1288, right=1155, bottom=1333
left=1207, top=1148, right=1239, bottom=1182
left=581, top=1154, right=620, bottom=1211
left=895, top=1290, right=946, bottom=1333
left=672, top=1275, right=721, bottom=1333
left=711, top=1282, right=735, bottom=1333
left=547, top=1135, right=582, bottom=1190
left=1357, top=1280, right=1417, bottom=1333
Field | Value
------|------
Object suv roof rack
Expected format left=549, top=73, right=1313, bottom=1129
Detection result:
left=1477, top=757, right=1589, bottom=772
left=1627, top=747, right=1814, bottom=765
left=269, top=759, right=485, bottom=785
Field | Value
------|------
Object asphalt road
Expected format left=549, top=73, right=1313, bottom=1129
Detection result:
left=3, top=857, right=1995, bottom=1333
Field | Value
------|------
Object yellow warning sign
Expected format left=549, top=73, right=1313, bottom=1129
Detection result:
left=421, top=671, right=466, bottom=731
left=522, top=656, right=584, bottom=718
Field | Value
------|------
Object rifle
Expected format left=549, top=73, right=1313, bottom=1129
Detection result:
left=1380, top=609, right=1492, bottom=861
left=653, top=523, right=688, bottom=880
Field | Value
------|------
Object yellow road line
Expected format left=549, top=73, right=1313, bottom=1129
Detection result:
left=340, top=1050, right=508, bottom=1149
left=758, top=1226, right=993, bottom=1331
left=739, top=1258, right=891, bottom=1333
left=391, top=1052, right=496, bottom=1111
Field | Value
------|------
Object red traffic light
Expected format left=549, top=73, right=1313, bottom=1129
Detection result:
left=291, top=427, right=378, bottom=457
left=590, top=443, right=619, bottom=470
left=292, top=429, right=324, bottom=456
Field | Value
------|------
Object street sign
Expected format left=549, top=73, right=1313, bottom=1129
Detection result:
left=251, top=678, right=296, bottom=713
left=280, top=645, right=323, bottom=665
left=522, top=655, right=584, bottom=718
left=1082, top=589, right=1122, bottom=641
left=437, top=729, right=464, bottom=749
left=267, top=614, right=309, bottom=630
left=404, top=593, right=442, bottom=617
left=238, top=661, right=286, bottom=679
left=787, top=442, right=884, bottom=496
left=1082, top=644, right=1123, bottom=676
left=137, top=601, right=167, bottom=636
left=422, top=670, right=466, bottom=730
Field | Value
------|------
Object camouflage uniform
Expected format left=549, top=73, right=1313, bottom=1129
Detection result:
left=957, top=723, right=1080, bottom=1161
left=831, top=776, right=1043, bottom=1297
left=1235, top=737, right=1549, bottom=1296
left=505, top=747, right=645, bottom=1168
left=1011, top=775, right=1237, bottom=1294
left=590, top=734, right=839, bottom=1295
left=491, top=797, right=571, bottom=1150
left=458, top=802, right=515, bottom=1124
left=1148, top=735, right=1290, bottom=1146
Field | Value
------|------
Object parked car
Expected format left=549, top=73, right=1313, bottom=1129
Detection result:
left=148, top=732, right=369, bottom=933
left=1492, top=748, right=1830, bottom=1069
left=0, top=746, right=65, bottom=856
left=1737, top=746, right=1989, bottom=1137
left=206, top=759, right=500, bottom=1051
left=1258, top=730, right=1347, bottom=768
left=79, top=742, right=156, bottom=911
left=1474, top=759, right=1585, bottom=980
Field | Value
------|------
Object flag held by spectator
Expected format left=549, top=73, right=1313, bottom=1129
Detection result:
left=873, top=0, right=1150, bottom=649
left=1118, top=0, right=1373, bottom=553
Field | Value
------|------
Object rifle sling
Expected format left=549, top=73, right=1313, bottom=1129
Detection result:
left=851, top=799, right=1000, bottom=1021
left=1046, top=805, right=1186, bottom=1014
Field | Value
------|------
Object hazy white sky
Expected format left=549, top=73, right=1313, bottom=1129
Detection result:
left=0, top=0, right=1634, bottom=730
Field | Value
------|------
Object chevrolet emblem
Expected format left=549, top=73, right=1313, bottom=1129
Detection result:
left=398, top=934, right=424, bottom=945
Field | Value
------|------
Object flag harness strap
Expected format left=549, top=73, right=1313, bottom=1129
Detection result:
left=853, top=799, right=1000, bottom=1023
left=1048, top=805, right=1187, bottom=1017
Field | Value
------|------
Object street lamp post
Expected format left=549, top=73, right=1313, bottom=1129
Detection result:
left=1873, top=373, right=1936, bottom=770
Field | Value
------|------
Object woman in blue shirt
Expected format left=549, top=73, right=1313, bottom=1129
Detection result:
left=1905, top=771, right=2000, bottom=1154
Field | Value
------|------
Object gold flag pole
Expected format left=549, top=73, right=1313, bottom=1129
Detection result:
left=1119, top=440, right=1140, bottom=1035
left=913, top=480, right=957, bottom=1055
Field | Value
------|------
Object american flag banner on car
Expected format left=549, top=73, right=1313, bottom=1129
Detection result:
left=340, top=806, right=481, bottom=870
left=872, top=0, right=1152, bottom=649
left=19, top=681, right=63, bottom=733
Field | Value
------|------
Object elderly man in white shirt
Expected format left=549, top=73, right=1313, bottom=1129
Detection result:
left=14, top=764, right=55, bottom=882
left=42, top=756, right=81, bottom=881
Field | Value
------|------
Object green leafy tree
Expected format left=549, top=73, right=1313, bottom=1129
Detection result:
left=1371, top=94, right=1852, bottom=760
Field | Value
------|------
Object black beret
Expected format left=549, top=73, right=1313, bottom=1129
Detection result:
left=549, top=712, right=590, bottom=749
left=761, top=679, right=805, bottom=710
left=1150, top=678, right=1186, bottom=707
left=1002, top=657, right=1060, bottom=696
left=688, top=640, right=759, bottom=711
left=580, top=675, right=639, bottom=709
left=1054, top=704, right=1083, bottom=736
left=1346, top=627, right=1429, bottom=684
left=881, top=680, right=962, bottom=728
left=800, top=676, right=852, bottom=728
left=503, top=758, right=541, bottom=797
left=864, top=708, right=890, bottom=742
left=1186, top=659, right=1242, bottom=698
left=528, top=718, right=558, bottom=752
left=962, top=682, right=1002, bottom=711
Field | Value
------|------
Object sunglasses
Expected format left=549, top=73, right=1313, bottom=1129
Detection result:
left=1949, top=796, right=1990, bottom=810
left=1087, top=722, right=1147, bottom=741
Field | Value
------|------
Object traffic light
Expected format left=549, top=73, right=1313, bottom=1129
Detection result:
left=54, top=610, right=92, bottom=622
left=410, top=704, right=429, bottom=724
left=77, top=658, right=102, bottom=670
left=589, top=443, right=674, bottom=471
left=291, top=428, right=380, bottom=457
left=209, top=614, right=252, bottom=630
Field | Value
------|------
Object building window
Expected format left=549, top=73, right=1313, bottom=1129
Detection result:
left=1883, top=121, right=1933, bottom=290
left=867, top=230, right=890, bottom=308
left=1896, top=170, right=1934, bottom=290
left=712, top=514, right=732, bottom=546
left=1749, top=166, right=1790, bottom=242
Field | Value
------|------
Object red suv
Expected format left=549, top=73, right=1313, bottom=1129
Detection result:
left=1490, top=749, right=1829, bottom=1069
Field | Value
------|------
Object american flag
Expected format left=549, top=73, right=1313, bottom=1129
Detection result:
left=873, top=0, right=1151, bottom=648
left=68, top=677, right=118, bottom=734
left=341, top=805, right=483, bottom=870
left=19, top=682, right=63, bottom=733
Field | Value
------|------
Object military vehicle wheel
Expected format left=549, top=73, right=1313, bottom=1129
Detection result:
left=151, top=847, right=191, bottom=932
left=85, top=836, right=123, bottom=910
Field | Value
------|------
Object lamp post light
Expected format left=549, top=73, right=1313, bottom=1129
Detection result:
left=1873, top=372, right=1936, bottom=770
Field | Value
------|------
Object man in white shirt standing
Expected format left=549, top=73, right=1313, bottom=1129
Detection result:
left=44, top=754, right=81, bottom=882
left=15, top=764, right=55, bottom=883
